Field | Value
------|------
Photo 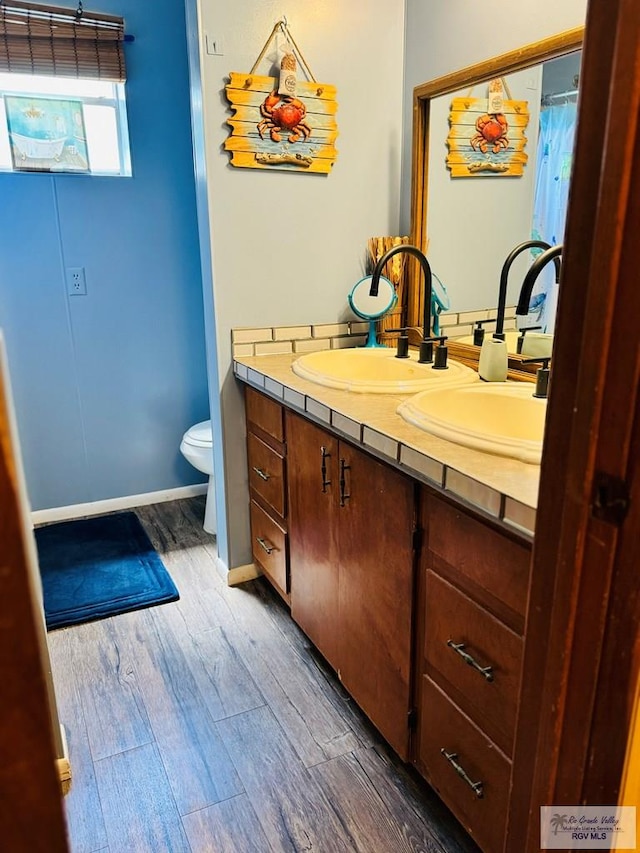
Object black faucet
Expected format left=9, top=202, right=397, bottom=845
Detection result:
left=516, top=244, right=563, bottom=317
left=369, top=244, right=437, bottom=363
left=494, top=240, right=561, bottom=340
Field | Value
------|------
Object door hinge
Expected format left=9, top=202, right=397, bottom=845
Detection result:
left=412, top=527, right=423, bottom=552
left=591, top=471, right=630, bottom=525
left=408, top=708, right=418, bottom=731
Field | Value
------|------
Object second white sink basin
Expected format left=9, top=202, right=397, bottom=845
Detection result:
left=292, top=347, right=477, bottom=394
left=397, top=382, right=547, bottom=464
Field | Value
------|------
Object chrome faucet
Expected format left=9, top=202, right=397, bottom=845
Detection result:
left=369, top=244, right=440, bottom=364
left=516, top=244, right=563, bottom=317
left=494, top=240, right=561, bottom=340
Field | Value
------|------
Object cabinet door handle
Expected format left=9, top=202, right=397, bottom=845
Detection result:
left=447, top=640, right=494, bottom=682
left=440, top=749, right=484, bottom=799
left=256, top=536, right=276, bottom=555
left=321, top=446, right=331, bottom=492
left=339, top=458, right=351, bottom=506
left=252, top=466, right=271, bottom=481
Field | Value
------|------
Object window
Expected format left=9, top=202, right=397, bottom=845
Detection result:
left=0, top=2, right=131, bottom=176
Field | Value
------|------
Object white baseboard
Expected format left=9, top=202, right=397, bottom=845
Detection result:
left=32, top=483, right=208, bottom=526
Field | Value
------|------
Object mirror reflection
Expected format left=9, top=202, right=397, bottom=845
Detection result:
left=416, top=46, right=581, bottom=356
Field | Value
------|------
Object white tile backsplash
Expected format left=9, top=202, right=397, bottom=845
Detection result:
left=331, top=335, right=368, bottom=349
left=293, top=338, right=331, bottom=353
left=312, top=323, right=350, bottom=338
left=233, top=343, right=255, bottom=358
left=273, top=325, right=312, bottom=341
left=232, top=327, right=273, bottom=344
left=254, top=341, right=293, bottom=356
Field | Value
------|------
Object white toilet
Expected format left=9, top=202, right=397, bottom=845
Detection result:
left=180, top=420, right=216, bottom=534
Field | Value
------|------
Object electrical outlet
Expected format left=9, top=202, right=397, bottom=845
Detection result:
left=66, top=267, right=86, bottom=296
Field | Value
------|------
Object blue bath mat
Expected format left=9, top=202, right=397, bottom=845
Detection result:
left=36, top=511, right=179, bottom=630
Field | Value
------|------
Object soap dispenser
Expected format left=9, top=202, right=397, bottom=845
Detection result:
left=478, top=336, right=508, bottom=382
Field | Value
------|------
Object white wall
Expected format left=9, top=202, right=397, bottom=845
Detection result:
left=195, top=0, right=406, bottom=569
left=401, top=0, right=589, bottom=308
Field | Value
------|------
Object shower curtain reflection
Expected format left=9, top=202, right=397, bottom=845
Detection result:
left=529, top=101, right=578, bottom=333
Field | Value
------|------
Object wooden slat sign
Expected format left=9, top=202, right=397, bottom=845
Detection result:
left=225, top=72, right=338, bottom=174
left=446, top=96, right=530, bottom=177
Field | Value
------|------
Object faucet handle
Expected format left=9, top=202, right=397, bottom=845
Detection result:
left=472, top=319, right=497, bottom=346
left=516, top=325, right=542, bottom=353
left=521, top=356, right=551, bottom=399
left=419, top=335, right=447, bottom=365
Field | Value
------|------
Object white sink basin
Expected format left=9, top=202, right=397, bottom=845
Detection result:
left=292, top=347, right=478, bottom=394
left=397, top=382, right=547, bottom=464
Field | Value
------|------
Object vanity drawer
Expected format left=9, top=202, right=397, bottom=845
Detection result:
left=426, top=495, right=531, bottom=632
left=419, top=676, right=510, bottom=853
left=247, top=432, right=286, bottom=518
left=245, top=387, right=284, bottom=444
left=250, top=500, right=288, bottom=598
left=425, top=570, right=523, bottom=756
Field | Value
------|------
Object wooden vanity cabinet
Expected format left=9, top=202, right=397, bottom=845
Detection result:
left=414, top=490, right=531, bottom=853
left=286, top=409, right=417, bottom=760
left=245, top=387, right=289, bottom=602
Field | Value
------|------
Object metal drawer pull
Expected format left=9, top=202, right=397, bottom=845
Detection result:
left=440, top=749, right=484, bottom=799
left=339, top=458, right=351, bottom=506
left=447, top=640, right=494, bottom=682
left=256, top=537, right=276, bottom=555
left=321, top=446, right=331, bottom=492
left=252, top=466, right=271, bottom=481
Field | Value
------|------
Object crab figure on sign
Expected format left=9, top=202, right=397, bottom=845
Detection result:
left=257, top=91, right=311, bottom=143
left=446, top=77, right=530, bottom=177
left=224, top=18, right=338, bottom=174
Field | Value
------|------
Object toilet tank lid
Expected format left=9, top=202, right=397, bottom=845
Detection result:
left=183, top=420, right=212, bottom=447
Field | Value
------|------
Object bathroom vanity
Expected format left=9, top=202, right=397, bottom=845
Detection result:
left=236, top=350, right=535, bottom=853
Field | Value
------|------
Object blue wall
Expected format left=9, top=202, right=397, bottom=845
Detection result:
left=0, top=0, right=209, bottom=510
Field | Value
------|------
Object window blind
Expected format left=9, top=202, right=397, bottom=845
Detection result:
left=0, top=1, right=126, bottom=81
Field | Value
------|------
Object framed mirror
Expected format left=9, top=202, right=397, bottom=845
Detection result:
left=408, top=28, right=584, bottom=374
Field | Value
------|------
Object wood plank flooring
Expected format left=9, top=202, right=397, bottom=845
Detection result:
left=47, top=497, right=480, bottom=853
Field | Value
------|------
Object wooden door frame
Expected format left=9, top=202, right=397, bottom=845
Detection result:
left=507, top=0, right=640, bottom=849
left=0, top=339, right=69, bottom=850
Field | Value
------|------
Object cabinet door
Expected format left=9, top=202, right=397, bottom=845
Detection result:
left=286, top=411, right=340, bottom=668
left=338, top=442, right=416, bottom=760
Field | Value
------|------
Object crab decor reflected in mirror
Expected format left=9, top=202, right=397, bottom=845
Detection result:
left=408, top=28, right=583, bottom=374
left=446, top=77, right=530, bottom=177
left=224, top=19, right=338, bottom=174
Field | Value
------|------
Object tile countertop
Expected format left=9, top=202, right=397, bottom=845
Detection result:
left=233, top=353, right=540, bottom=538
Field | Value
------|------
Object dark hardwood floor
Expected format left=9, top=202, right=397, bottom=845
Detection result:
left=47, top=497, right=480, bottom=853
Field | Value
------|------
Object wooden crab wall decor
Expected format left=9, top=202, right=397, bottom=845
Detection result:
left=224, top=72, right=338, bottom=174
left=446, top=94, right=530, bottom=177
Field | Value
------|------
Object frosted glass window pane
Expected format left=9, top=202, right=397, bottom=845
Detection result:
left=84, top=105, right=119, bottom=173
left=0, top=74, right=112, bottom=99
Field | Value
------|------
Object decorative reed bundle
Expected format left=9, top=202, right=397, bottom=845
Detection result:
left=366, top=236, right=410, bottom=347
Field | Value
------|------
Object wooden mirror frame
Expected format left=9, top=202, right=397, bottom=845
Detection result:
left=407, top=27, right=584, bottom=378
